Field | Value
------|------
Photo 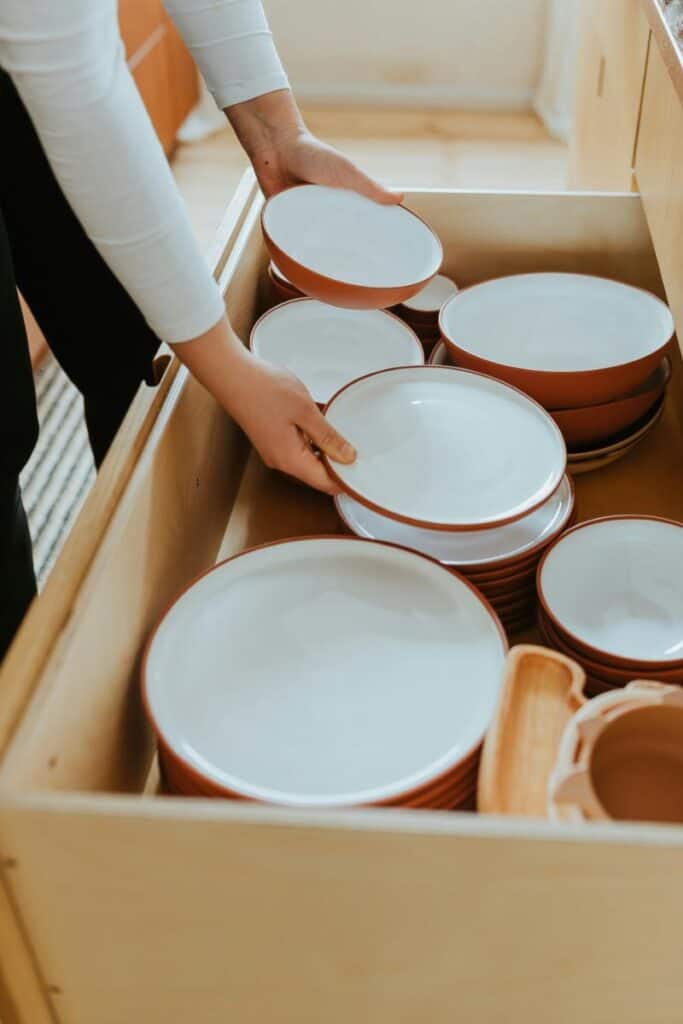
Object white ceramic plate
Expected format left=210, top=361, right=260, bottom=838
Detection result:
left=262, top=185, right=442, bottom=290
left=336, top=476, right=573, bottom=568
left=324, top=366, right=567, bottom=531
left=143, top=538, right=506, bottom=807
left=539, top=517, right=683, bottom=663
left=439, top=273, right=674, bottom=372
left=429, top=340, right=453, bottom=366
left=401, top=274, right=458, bottom=313
left=250, top=300, right=423, bottom=405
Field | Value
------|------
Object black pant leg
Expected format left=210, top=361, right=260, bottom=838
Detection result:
left=0, top=208, right=38, bottom=660
left=0, top=70, right=162, bottom=468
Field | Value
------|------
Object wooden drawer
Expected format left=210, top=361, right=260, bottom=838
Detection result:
left=2, top=180, right=683, bottom=1024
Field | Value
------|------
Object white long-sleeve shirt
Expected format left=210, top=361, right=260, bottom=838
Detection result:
left=0, top=1, right=288, bottom=344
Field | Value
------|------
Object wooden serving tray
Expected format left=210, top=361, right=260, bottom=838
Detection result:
left=1, top=181, right=683, bottom=1024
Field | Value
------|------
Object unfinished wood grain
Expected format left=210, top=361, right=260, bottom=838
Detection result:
left=640, top=0, right=683, bottom=107
left=2, top=794, right=683, bottom=1024
left=635, top=35, right=683, bottom=359
left=569, top=0, right=650, bottom=190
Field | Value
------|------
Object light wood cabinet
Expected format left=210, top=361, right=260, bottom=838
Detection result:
left=118, top=0, right=199, bottom=156
left=569, top=0, right=650, bottom=190
left=635, top=31, right=683, bottom=351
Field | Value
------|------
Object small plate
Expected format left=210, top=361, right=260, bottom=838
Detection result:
left=143, top=537, right=506, bottom=807
left=250, top=299, right=423, bottom=405
left=261, top=185, right=443, bottom=309
left=325, top=366, right=567, bottom=532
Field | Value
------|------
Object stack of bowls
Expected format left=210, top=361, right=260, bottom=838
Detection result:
left=392, top=274, right=458, bottom=357
left=336, top=475, right=575, bottom=636
left=537, top=517, right=683, bottom=695
left=143, top=537, right=507, bottom=810
left=439, top=273, right=674, bottom=473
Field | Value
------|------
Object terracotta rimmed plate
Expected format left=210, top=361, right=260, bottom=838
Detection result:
left=475, top=570, right=537, bottom=600
left=250, top=299, right=424, bottom=406
left=538, top=516, right=683, bottom=670
left=537, top=608, right=683, bottom=686
left=439, top=273, right=674, bottom=408
left=567, top=397, right=665, bottom=460
left=428, top=339, right=455, bottom=367
left=325, top=366, right=566, bottom=532
left=143, top=537, right=506, bottom=808
left=335, top=472, right=572, bottom=562
left=261, top=185, right=443, bottom=310
left=551, top=358, right=670, bottom=448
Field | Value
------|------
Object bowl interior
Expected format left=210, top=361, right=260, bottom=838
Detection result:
left=263, top=185, right=442, bottom=290
left=590, top=705, right=683, bottom=822
left=402, top=274, right=458, bottom=313
left=439, top=273, right=673, bottom=373
left=144, top=538, right=506, bottom=807
left=251, top=300, right=423, bottom=404
left=540, top=518, right=683, bottom=664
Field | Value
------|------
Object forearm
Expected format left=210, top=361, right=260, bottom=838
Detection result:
left=224, top=88, right=305, bottom=161
left=0, top=0, right=224, bottom=346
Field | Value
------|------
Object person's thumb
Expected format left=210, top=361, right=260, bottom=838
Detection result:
left=299, top=404, right=356, bottom=464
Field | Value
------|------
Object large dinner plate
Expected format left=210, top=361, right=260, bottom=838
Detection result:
left=143, top=538, right=507, bottom=807
left=324, top=366, right=567, bottom=531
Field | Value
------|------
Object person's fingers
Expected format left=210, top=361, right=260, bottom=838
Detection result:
left=297, top=403, right=356, bottom=464
left=337, top=160, right=403, bottom=205
left=275, top=430, right=340, bottom=495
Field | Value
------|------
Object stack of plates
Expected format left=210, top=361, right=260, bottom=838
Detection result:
left=324, top=365, right=569, bottom=636
left=392, top=274, right=458, bottom=357
left=537, top=517, right=683, bottom=695
left=250, top=299, right=424, bottom=406
left=439, top=274, right=674, bottom=473
left=336, top=477, right=575, bottom=635
left=143, top=538, right=507, bottom=809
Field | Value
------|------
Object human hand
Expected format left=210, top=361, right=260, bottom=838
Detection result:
left=172, top=319, right=355, bottom=495
left=225, top=89, right=402, bottom=204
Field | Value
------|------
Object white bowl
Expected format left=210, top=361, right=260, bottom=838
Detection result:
left=250, top=299, right=423, bottom=405
left=336, top=475, right=574, bottom=568
left=538, top=517, right=683, bottom=665
left=261, top=185, right=443, bottom=309
left=143, top=538, right=507, bottom=807
left=324, top=366, right=567, bottom=531
left=439, top=273, right=674, bottom=407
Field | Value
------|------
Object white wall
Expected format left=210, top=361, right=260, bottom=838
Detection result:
left=267, top=0, right=548, bottom=108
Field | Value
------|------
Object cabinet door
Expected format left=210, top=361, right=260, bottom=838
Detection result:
left=569, top=0, right=649, bottom=190
left=635, top=40, right=683, bottom=353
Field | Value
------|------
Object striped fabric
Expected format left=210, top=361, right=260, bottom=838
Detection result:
left=19, top=354, right=95, bottom=586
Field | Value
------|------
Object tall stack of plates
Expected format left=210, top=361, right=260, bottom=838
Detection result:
left=143, top=538, right=507, bottom=809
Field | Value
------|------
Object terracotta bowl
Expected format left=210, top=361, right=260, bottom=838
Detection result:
left=537, top=516, right=683, bottom=672
left=538, top=609, right=683, bottom=686
left=393, top=274, right=458, bottom=326
left=549, top=682, right=683, bottom=823
left=261, top=185, right=442, bottom=310
left=439, top=273, right=674, bottom=408
left=550, top=357, right=671, bottom=448
left=474, top=569, right=537, bottom=601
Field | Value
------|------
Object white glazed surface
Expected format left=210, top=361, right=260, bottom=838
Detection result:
left=325, top=366, right=567, bottom=529
left=540, top=519, right=683, bottom=662
left=263, top=185, right=443, bottom=289
left=145, top=538, right=506, bottom=806
left=336, top=476, right=573, bottom=566
left=250, top=300, right=423, bottom=404
left=402, top=274, right=458, bottom=312
left=439, top=273, right=673, bottom=372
